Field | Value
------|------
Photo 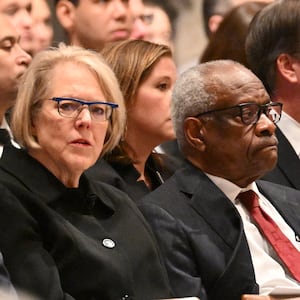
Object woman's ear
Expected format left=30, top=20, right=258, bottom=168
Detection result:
left=184, top=117, right=205, bottom=151
left=276, top=53, right=299, bottom=83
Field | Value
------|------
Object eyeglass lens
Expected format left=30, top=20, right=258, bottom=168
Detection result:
left=241, top=103, right=281, bottom=125
left=58, top=100, right=112, bottom=121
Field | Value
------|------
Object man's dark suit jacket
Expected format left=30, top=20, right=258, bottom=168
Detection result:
left=0, top=253, right=17, bottom=298
left=138, top=161, right=300, bottom=300
left=261, top=128, right=300, bottom=189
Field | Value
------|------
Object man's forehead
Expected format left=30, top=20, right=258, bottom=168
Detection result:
left=0, top=0, right=31, bottom=9
left=212, top=71, right=268, bottom=103
left=130, top=0, right=144, bottom=15
left=219, top=83, right=269, bottom=106
left=209, top=65, right=259, bottom=88
left=0, top=15, right=19, bottom=40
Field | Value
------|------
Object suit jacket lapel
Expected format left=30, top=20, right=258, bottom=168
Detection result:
left=175, top=164, right=243, bottom=249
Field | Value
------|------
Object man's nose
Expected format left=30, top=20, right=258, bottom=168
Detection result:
left=255, top=113, right=276, bottom=136
left=16, top=45, right=32, bottom=66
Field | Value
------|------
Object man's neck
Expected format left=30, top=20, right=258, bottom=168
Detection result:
left=272, top=89, right=300, bottom=123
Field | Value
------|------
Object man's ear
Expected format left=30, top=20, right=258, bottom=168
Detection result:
left=56, top=0, right=76, bottom=32
left=184, top=117, right=205, bottom=151
left=276, top=53, right=299, bottom=84
left=208, top=15, right=224, bottom=34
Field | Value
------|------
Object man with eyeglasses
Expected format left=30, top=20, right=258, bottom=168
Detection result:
left=246, top=0, right=300, bottom=190
left=138, top=60, right=300, bottom=300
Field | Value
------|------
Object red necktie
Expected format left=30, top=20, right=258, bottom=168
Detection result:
left=238, top=190, right=300, bottom=282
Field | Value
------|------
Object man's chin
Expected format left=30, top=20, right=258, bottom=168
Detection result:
left=260, top=159, right=278, bottom=176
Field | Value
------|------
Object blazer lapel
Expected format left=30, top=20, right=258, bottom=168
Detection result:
left=176, top=164, right=243, bottom=249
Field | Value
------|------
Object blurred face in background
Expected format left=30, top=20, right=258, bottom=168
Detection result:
left=143, top=5, right=173, bottom=51
left=56, top=0, right=132, bottom=51
left=31, top=0, right=53, bottom=56
left=0, top=15, right=31, bottom=112
left=0, top=0, right=33, bottom=54
left=127, top=56, right=177, bottom=147
left=129, top=0, right=148, bottom=40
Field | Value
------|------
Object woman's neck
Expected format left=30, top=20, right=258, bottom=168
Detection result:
left=28, top=149, right=81, bottom=188
left=123, top=137, right=153, bottom=187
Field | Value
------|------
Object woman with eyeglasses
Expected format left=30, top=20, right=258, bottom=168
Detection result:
left=86, top=39, right=181, bottom=202
left=0, top=44, right=174, bottom=300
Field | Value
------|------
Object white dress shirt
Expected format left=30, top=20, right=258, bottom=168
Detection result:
left=206, top=174, right=300, bottom=295
left=277, top=111, right=300, bottom=157
left=0, top=118, right=12, bottom=158
left=0, top=118, right=19, bottom=158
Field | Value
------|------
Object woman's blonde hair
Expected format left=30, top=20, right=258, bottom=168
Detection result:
left=11, top=44, right=126, bottom=156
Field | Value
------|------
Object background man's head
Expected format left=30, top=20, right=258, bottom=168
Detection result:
left=31, top=0, right=53, bottom=56
left=0, top=14, right=31, bottom=120
left=246, top=0, right=300, bottom=97
left=0, top=0, right=33, bottom=54
left=55, top=0, right=132, bottom=51
left=129, top=0, right=148, bottom=40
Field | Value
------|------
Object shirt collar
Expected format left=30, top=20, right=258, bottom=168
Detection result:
left=1, top=118, right=12, bottom=135
left=277, top=111, right=300, bottom=157
left=0, top=117, right=20, bottom=148
left=205, top=173, right=259, bottom=204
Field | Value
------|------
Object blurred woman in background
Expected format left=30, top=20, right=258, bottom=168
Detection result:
left=87, top=39, right=180, bottom=201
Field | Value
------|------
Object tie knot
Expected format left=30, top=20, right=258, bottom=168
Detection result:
left=0, top=129, right=10, bottom=145
left=238, top=190, right=259, bottom=211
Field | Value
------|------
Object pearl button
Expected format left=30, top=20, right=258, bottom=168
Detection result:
left=102, top=238, right=115, bottom=248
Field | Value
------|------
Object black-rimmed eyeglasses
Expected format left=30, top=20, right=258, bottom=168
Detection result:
left=194, top=102, right=283, bottom=125
left=50, top=97, right=118, bottom=122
